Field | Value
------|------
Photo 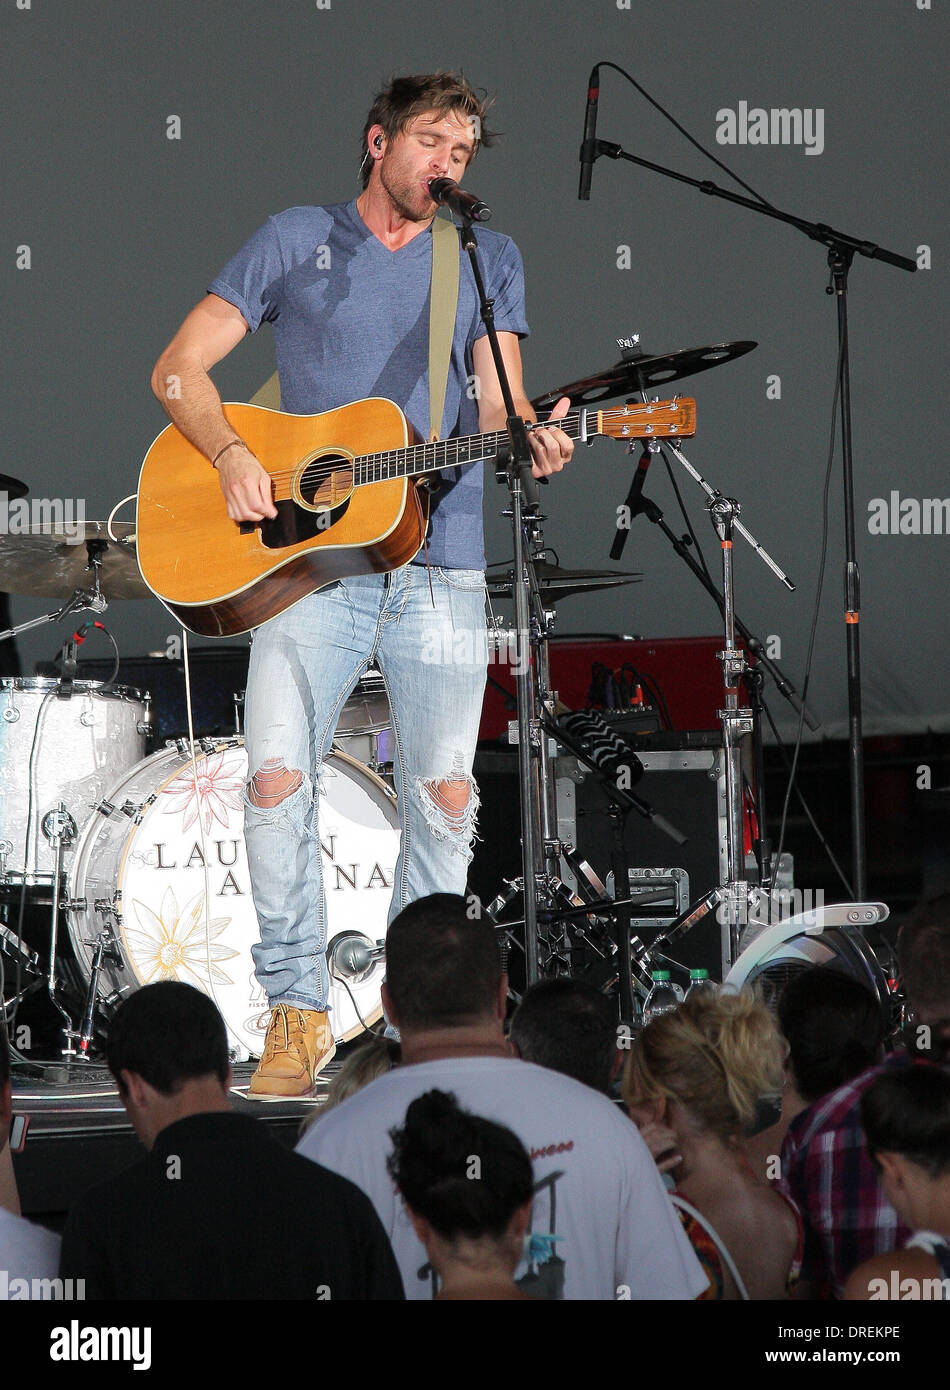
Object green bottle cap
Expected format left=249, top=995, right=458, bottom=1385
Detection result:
left=652, top=970, right=671, bottom=981
left=690, top=969, right=709, bottom=980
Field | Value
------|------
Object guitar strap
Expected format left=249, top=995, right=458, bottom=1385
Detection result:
left=428, top=211, right=461, bottom=442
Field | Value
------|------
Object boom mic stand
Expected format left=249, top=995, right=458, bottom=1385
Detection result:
left=580, top=112, right=916, bottom=897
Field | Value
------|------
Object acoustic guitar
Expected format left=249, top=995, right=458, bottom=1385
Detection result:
left=136, top=395, right=695, bottom=637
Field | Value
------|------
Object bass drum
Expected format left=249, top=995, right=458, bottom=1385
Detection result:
left=66, top=738, right=400, bottom=1058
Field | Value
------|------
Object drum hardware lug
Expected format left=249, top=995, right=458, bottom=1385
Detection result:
left=199, top=737, right=217, bottom=753
left=82, top=928, right=121, bottom=963
left=2, top=705, right=19, bottom=722
left=96, top=798, right=116, bottom=817
left=137, top=691, right=152, bottom=737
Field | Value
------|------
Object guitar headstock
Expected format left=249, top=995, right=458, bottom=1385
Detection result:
left=597, top=397, right=696, bottom=440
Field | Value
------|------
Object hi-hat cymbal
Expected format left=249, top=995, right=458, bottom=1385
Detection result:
left=532, top=340, right=757, bottom=412
left=0, top=522, right=147, bottom=599
left=486, top=559, right=641, bottom=604
left=0, top=475, right=29, bottom=502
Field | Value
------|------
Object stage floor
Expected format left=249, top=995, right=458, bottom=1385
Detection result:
left=9, top=1057, right=338, bottom=1226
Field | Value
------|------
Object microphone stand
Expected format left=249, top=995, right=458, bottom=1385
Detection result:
left=582, top=136, right=917, bottom=898
left=457, top=216, right=543, bottom=984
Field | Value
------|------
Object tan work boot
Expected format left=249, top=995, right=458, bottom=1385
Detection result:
left=247, top=1004, right=336, bottom=1099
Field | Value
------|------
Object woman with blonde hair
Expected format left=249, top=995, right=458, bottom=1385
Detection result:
left=623, top=989, right=802, bottom=1299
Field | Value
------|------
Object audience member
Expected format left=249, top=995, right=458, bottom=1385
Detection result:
left=0, top=1024, right=61, bottom=1294
left=509, top=977, right=620, bottom=1094
left=387, top=1089, right=535, bottom=1300
left=300, top=1032, right=400, bottom=1136
left=624, top=989, right=802, bottom=1300
left=778, top=897, right=950, bottom=1297
left=844, top=1064, right=950, bottom=1300
left=744, top=966, right=886, bottom=1182
left=59, top=982, right=403, bottom=1299
left=297, top=894, right=707, bottom=1301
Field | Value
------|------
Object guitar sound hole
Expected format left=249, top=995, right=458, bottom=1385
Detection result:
left=299, top=455, right=353, bottom=510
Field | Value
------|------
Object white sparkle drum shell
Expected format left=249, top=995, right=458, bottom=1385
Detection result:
left=0, top=678, right=146, bottom=883
left=66, top=739, right=400, bottom=1056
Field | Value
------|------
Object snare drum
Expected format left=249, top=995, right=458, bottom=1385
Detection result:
left=66, top=738, right=400, bottom=1057
left=0, top=678, right=147, bottom=884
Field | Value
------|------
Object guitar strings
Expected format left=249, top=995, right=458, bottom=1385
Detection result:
left=256, top=404, right=691, bottom=494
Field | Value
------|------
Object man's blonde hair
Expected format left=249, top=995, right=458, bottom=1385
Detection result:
left=359, top=71, right=496, bottom=188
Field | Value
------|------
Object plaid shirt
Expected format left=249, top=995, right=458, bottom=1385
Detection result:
left=779, top=1053, right=913, bottom=1298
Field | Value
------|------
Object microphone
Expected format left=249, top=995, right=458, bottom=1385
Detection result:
left=58, top=639, right=79, bottom=699
left=578, top=64, right=600, bottom=200
left=559, top=708, right=644, bottom=786
left=427, top=177, right=491, bottom=223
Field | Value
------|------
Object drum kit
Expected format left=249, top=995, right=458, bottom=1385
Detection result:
left=0, top=335, right=895, bottom=1069
left=0, top=522, right=402, bottom=1063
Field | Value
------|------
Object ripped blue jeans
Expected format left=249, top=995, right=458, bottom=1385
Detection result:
left=243, top=565, right=487, bottom=1012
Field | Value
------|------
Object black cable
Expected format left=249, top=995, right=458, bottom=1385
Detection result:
left=761, top=692, right=854, bottom=899
left=773, top=333, right=847, bottom=886
left=659, top=445, right=715, bottom=588
left=637, top=672, right=673, bottom=731
left=60, top=620, right=121, bottom=688
left=333, top=971, right=387, bottom=1040
left=594, top=62, right=775, bottom=211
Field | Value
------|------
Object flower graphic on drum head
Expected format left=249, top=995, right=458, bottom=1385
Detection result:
left=125, top=885, right=240, bottom=991
left=161, top=749, right=246, bottom=833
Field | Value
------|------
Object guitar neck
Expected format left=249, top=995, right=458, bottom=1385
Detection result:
left=352, top=399, right=695, bottom=486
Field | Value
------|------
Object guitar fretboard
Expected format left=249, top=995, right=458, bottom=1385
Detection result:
left=352, top=414, right=588, bottom=485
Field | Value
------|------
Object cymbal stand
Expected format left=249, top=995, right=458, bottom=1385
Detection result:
left=43, top=803, right=78, bottom=1057
left=651, top=442, right=796, bottom=975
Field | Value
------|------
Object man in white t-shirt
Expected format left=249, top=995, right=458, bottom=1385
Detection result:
left=1, top=1027, right=61, bottom=1296
left=297, top=894, right=706, bottom=1301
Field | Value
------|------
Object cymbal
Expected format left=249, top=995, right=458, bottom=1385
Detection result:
left=0, top=522, right=148, bottom=599
left=0, top=474, right=29, bottom=502
left=532, top=340, right=757, bottom=412
left=486, top=560, right=641, bottom=604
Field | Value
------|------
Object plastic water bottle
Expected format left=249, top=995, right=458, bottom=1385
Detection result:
left=642, top=970, right=684, bottom=1025
left=685, top=968, right=718, bottom=1000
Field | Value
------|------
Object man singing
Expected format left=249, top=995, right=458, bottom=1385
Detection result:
left=151, top=72, right=572, bottom=1098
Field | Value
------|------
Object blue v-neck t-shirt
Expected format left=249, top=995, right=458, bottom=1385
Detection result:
left=208, top=200, right=529, bottom=570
